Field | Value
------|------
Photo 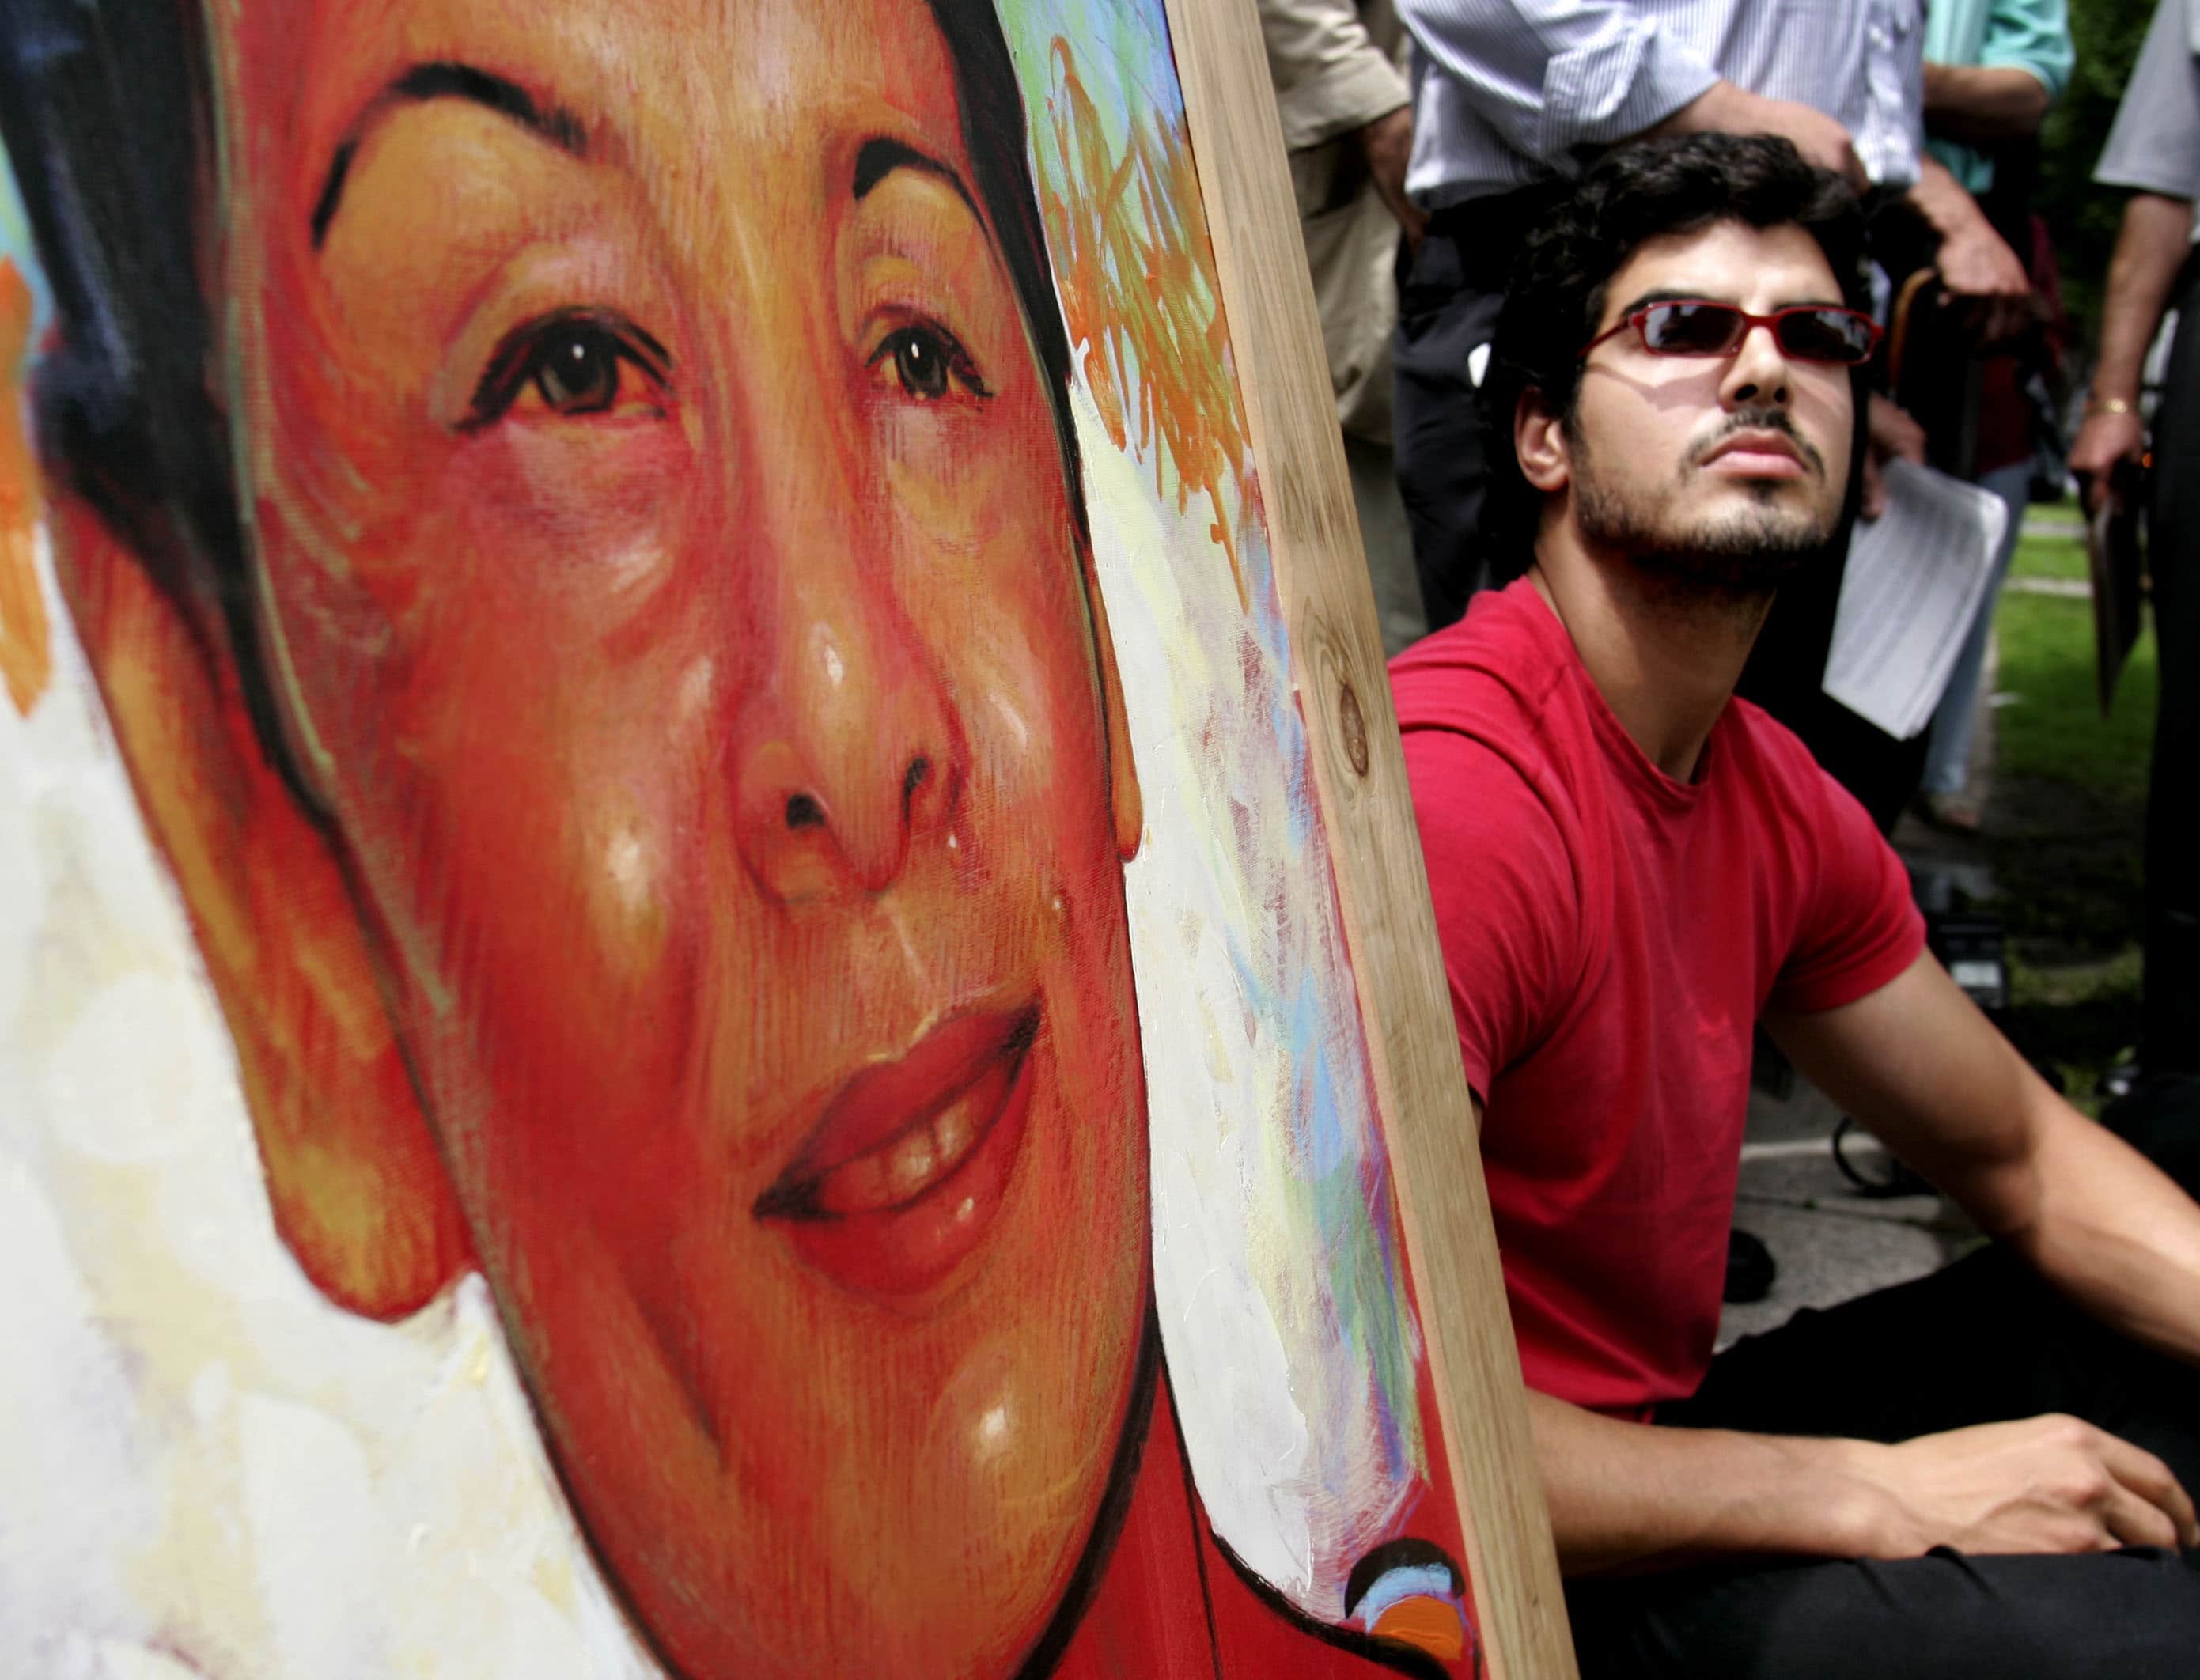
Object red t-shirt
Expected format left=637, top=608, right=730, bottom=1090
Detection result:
left=1390, top=581, right=1925, bottom=1419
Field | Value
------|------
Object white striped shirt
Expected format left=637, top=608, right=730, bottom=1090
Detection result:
left=1397, top=0, right=1925, bottom=208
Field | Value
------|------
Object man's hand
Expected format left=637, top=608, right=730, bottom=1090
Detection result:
left=1934, top=219, right=2030, bottom=305
left=1906, top=156, right=2031, bottom=342
left=2077, top=195, right=2193, bottom=514
left=1900, top=160, right=2032, bottom=347
left=2070, top=407, right=2149, bottom=516
left=1357, top=104, right=1427, bottom=248
left=1861, top=1415, right=2200, bottom=1557
left=1922, top=61, right=2054, bottom=146
left=1653, top=81, right=1866, bottom=191
left=1861, top=392, right=1927, bottom=519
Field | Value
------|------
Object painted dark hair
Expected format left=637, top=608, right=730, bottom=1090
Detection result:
left=1481, top=132, right=1872, bottom=567
left=0, top=0, right=1085, bottom=807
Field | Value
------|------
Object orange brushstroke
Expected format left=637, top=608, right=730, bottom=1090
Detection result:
left=0, top=259, right=51, bottom=717
left=1371, top=1595, right=1467, bottom=1664
left=1039, top=42, right=1251, bottom=611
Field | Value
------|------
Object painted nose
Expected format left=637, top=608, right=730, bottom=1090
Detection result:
left=733, top=610, right=961, bottom=903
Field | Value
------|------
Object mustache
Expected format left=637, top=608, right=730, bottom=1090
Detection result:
left=1688, top=408, right=1825, bottom=476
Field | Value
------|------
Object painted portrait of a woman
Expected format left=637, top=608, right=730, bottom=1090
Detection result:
left=0, top=0, right=1477, bottom=1674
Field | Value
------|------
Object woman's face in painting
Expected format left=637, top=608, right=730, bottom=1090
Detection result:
left=210, top=0, right=1151, bottom=1672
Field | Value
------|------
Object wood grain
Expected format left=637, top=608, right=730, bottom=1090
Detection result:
left=1153, top=1, right=1580, bottom=1672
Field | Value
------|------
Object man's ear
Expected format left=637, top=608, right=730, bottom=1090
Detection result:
left=1079, top=544, right=1143, bottom=861
left=1513, top=386, right=1573, bottom=494
left=51, top=497, right=473, bottom=1321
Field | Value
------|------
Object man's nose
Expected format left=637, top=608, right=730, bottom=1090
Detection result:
left=730, top=568, right=963, bottom=904
left=1721, top=320, right=1793, bottom=409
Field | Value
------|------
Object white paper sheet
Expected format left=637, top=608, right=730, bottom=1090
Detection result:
left=1823, top=458, right=2008, bottom=740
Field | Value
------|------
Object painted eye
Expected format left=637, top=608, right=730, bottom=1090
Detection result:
left=530, top=324, right=625, bottom=414
left=464, top=310, right=672, bottom=429
left=869, top=323, right=991, bottom=403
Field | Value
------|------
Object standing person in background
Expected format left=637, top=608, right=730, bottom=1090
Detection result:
left=2069, top=0, right=2200, bottom=1085
left=1259, top=0, right=1430, bottom=654
left=1912, top=0, right=2073, bottom=833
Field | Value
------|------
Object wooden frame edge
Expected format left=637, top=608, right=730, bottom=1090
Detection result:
left=1152, top=1, right=1580, bottom=1673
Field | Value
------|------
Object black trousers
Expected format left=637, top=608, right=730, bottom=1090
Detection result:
left=1566, top=1077, right=2200, bottom=1678
left=1391, top=199, right=1536, bottom=632
left=2145, top=271, right=2200, bottom=1074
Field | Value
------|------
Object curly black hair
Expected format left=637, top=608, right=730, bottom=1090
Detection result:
left=1480, top=132, right=1872, bottom=569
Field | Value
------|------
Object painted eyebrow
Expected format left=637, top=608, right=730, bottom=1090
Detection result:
left=311, top=63, right=589, bottom=248
left=851, top=137, right=981, bottom=224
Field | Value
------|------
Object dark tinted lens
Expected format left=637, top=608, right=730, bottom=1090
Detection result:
left=1776, top=308, right=1874, bottom=363
left=1639, top=302, right=1744, bottom=355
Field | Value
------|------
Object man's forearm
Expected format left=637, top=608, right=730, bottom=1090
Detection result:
left=1770, top=954, right=2200, bottom=1369
left=1922, top=62, right=2050, bottom=145
left=2001, top=1100, right=2200, bottom=1368
left=2091, top=193, right=2194, bottom=403
left=1905, top=153, right=1990, bottom=242
left=1530, top=1390, right=1884, bottom=1575
left=1900, top=154, right=2029, bottom=301
left=1648, top=79, right=1865, bottom=187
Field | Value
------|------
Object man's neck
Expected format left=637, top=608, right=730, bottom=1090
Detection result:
left=1528, top=532, right=1772, bottom=784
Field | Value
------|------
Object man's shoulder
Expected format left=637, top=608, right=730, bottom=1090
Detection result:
left=1389, top=581, right=1575, bottom=760
left=1391, top=583, right=1593, bottom=876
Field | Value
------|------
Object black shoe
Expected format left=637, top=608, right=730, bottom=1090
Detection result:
left=1724, top=1228, right=1777, bottom=1304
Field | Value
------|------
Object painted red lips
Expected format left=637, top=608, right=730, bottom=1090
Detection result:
left=754, top=1005, right=1041, bottom=1298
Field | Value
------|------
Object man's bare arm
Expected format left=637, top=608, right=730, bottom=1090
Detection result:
left=1528, top=1387, right=1885, bottom=1574
left=1528, top=1388, right=2196, bottom=1576
left=1766, top=952, right=2200, bottom=1367
left=2085, top=193, right=2193, bottom=411
left=1649, top=79, right=1865, bottom=189
left=1904, top=154, right=2030, bottom=302
left=1471, top=1042, right=2200, bottom=1576
left=2069, top=193, right=2193, bottom=510
left=1922, top=62, right=2051, bottom=146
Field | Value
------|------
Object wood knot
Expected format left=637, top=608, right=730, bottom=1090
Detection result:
left=1339, top=680, right=1369, bottom=777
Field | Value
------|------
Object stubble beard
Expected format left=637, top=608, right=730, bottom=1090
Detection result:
left=1571, top=421, right=1842, bottom=598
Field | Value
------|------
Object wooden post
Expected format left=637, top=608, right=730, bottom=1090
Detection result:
left=1157, top=1, right=1580, bottom=1672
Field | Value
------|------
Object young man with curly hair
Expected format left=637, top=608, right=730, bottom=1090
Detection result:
left=1393, top=131, right=2200, bottom=1676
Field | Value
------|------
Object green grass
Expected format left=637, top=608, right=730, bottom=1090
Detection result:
left=2007, top=496, right=2088, bottom=583
left=2009, top=528, right=2089, bottom=584
left=1974, top=505, right=2153, bottom=1103
left=1989, top=506, right=2156, bottom=794
left=1990, top=592, right=2158, bottom=793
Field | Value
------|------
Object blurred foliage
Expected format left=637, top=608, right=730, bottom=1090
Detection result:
left=2038, top=0, right=2164, bottom=335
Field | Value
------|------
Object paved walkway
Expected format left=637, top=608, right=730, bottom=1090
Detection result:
left=1724, top=1054, right=1975, bottom=1347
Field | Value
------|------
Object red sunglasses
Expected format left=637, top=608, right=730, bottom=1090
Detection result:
left=1580, top=300, right=1883, bottom=365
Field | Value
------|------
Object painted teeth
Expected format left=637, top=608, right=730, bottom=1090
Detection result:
left=815, top=1096, right=984, bottom=1216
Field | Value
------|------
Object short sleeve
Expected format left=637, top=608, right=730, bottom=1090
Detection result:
left=1767, top=770, right=1927, bottom=1016
left=2096, top=0, right=2200, bottom=199
left=1259, top=0, right=1412, bottom=152
left=1402, top=725, right=1584, bottom=1100
left=1977, top=0, right=2074, bottom=104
